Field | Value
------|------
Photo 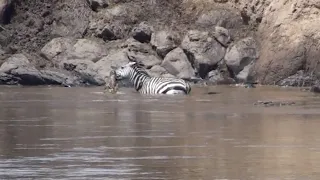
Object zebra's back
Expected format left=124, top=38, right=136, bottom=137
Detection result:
left=139, top=77, right=191, bottom=95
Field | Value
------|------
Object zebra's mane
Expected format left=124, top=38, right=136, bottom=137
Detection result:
left=130, top=62, right=150, bottom=77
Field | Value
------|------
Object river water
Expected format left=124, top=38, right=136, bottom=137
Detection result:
left=0, top=85, right=320, bottom=180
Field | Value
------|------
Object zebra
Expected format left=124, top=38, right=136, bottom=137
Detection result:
left=114, top=62, right=191, bottom=95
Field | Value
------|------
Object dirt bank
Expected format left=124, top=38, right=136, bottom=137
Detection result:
left=0, top=0, right=319, bottom=90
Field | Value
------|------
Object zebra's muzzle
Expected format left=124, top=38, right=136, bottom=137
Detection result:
left=115, top=74, right=123, bottom=80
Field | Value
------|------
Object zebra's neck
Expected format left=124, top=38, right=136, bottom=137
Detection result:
left=129, top=68, right=150, bottom=91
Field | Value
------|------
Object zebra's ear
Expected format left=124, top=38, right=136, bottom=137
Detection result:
left=136, top=62, right=145, bottom=67
left=127, top=61, right=137, bottom=66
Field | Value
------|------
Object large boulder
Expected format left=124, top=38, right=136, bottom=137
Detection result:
left=53, top=38, right=108, bottom=65
left=95, top=49, right=130, bottom=79
left=123, top=38, right=161, bottom=68
left=181, top=30, right=226, bottom=78
left=249, top=0, right=320, bottom=85
left=147, top=65, right=168, bottom=77
left=131, top=21, right=153, bottom=43
left=150, top=30, right=180, bottom=58
left=0, top=53, right=85, bottom=86
left=224, top=37, right=258, bottom=82
left=0, top=53, right=30, bottom=73
left=40, top=37, right=74, bottom=60
left=41, top=38, right=115, bottom=85
left=95, top=21, right=130, bottom=41
left=62, top=60, right=104, bottom=86
left=161, top=47, right=195, bottom=79
left=40, top=68, right=83, bottom=87
left=0, top=54, right=45, bottom=85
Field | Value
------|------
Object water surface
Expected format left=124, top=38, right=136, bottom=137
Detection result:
left=0, top=85, right=320, bottom=179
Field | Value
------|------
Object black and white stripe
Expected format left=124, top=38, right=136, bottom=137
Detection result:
left=115, top=62, right=191, bottom=95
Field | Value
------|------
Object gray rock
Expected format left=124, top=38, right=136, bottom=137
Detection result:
left=207, top=69, right=235, bottom=85
left=0, top=53, right=85, bottom=86
left=248, top=0, right=320, bottom=85
left=86, top=0, right=108, bottom=11
left=124, top=38, right=161, bottom=68
left=181, top=30, right=226, bottom=78
left=131, top=21, right=153, bottom=43
left=0, top=53, right=30, bottom=73
left=207, top=70, right=224, bottom=84
left=278, top=70, right=317, bottom=87
left=96, top=22, right=127, bottom=41
left=40, top=68, right=82, bottom=87
left=235, top=61, right=254, bottom=82
left=0, top=72, right=18, bottom=85
left=311, top=85, right=320, bottom=93
left=0, top=54, right=46, bottom=85
left=55, top=38, right=108, bottom=65
left=161, top=73, right=176, bottom=78
left=150, top=30, right=180, bottom=58
left=161, top=47, right=195, bottom=79
left=42, top=38, right=114, bottom=85
left=40, top=37, right=74, bottom=60
left=62, top=60, right=105, bottom=86
left=214, top=26, right=232, bottom=47
left=10, top=66, right=46, bottom=85
left=224, top=37, right=258, bottom=81
left=95, top=49, right=130, bottom=79
left=147, top=65, right=167, bottom=77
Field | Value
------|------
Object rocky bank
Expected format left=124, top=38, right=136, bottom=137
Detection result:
left=0, top=0, right=319, bottom=90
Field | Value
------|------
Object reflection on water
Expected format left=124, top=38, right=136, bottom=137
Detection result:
left=1, top=85, right=320, bottom=179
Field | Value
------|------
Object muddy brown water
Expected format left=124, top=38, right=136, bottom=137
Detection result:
left=1, top=85, right=320, bottom=180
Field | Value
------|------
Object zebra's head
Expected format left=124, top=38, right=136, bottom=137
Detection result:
left=114, top=61, right=139, bottom=80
